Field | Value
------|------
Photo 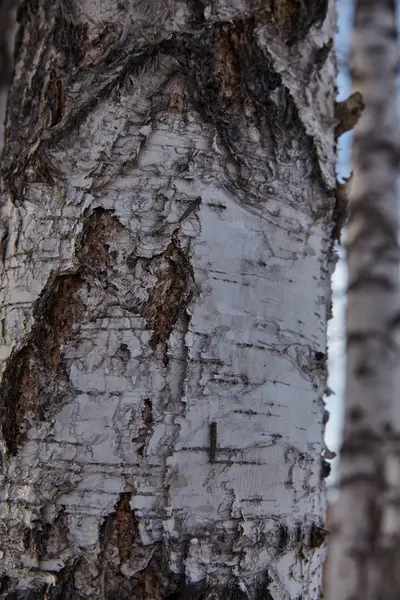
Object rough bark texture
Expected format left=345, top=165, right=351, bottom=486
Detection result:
left=0, top=1, right=336, bottom=598
left=326, top=1, right=400, bottom=600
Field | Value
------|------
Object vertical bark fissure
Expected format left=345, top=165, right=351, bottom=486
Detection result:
left=0, top=1, right=336, bottom=598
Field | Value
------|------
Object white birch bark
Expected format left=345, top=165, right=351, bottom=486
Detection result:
left=0, top=1, right=337, bottom=598
left=326, top=1, right=400, bottom=599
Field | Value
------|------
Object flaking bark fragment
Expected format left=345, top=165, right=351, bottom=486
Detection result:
left=334, top=92, right=364, bottom=139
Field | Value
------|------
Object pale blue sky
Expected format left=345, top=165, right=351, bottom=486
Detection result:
left=325, top=0, right=354, bottom=484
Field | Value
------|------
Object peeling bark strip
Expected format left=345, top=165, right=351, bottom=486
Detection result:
left=327, top=1, right=400, bottom=600
left=0, top=0, right=336, bottom=598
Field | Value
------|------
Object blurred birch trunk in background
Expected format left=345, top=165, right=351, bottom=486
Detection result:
left=327, top=1, right=400, bottom=599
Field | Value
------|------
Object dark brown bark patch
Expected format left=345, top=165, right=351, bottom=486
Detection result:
left=115, top=492, right=135, bottom=564
left=79, top=207, right=127, bottom=273
left=46, top=70, right=66, bottom=127
left=144, top=230, right=195, bottom=348
left=0, top=274, right=84, bottom=455
left=269, top=0, right=329, bottom=44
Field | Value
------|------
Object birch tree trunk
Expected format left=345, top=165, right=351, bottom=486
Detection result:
left=326, top=1, right=400, bottom=599
left=0, top=1, right=337, bottom=598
